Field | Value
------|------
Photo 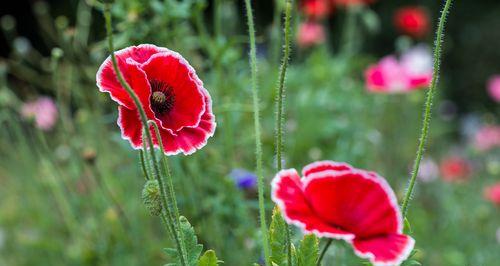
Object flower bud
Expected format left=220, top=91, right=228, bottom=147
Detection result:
left=141, top=180, right=162, bottom=216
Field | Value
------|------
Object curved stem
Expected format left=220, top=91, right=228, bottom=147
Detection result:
left=316, top=239, right=333, bottom=266
left=401, top=0, right=453, bottom=218
left=243, top=0, right=270, bottom=265
left=274, top=1, right=293, bottom=265
left=103, top=5, right=187, bottom=265
left=103, top=4, right=160, bottom=181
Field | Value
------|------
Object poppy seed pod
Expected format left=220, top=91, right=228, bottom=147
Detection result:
left=142, top=180, right=162, bottom=216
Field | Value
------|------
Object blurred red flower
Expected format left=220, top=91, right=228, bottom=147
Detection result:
left=272, top=161, right=414, bottom=266
left=484, top=183, right=500, bottom=206
left=297, top=21, right=326, bottom=48
left=487, top=75, right=500, bottom=103
left=300, top=0, right=333, bottom=19
left=394, top=6, right=430, bottom=38
left=440, top=157, right=472, bottom=182
left=96, top=44, right=216, bottom=155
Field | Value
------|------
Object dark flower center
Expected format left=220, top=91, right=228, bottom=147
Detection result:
left=149, top=79, right=175, bottom=115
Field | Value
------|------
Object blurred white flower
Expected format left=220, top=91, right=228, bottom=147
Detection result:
left=417, top=157, right=439, bottom=182
left=400, top=44, right=433, bottom=77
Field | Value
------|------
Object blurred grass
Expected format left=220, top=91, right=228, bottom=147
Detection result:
left=0, top=0, right=498, bottom=265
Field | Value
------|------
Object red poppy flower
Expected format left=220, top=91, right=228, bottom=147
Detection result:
left=272, top=161, right=414, bottom=266
left=300, top=0, right=333, bottom=19
left=484, top=183, right=500, bottom=206
left=96, top=44, right=216, bottom=155
left=394, top=6, right=430, bottom=38
left=439, top=156, right=472, bottom=182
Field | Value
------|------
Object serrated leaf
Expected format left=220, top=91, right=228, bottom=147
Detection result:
left=198, top=250, right=219, bottom=266
left=270, top=207, right=287, bottom=266
left=291, top=243, right=298, bottom=266
left=297, top=234, right=318, bottom=266
left=164, top=216, right=203, bottom=266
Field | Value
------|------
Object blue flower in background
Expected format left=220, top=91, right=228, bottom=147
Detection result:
left=229, top=169, right=257, bottom=190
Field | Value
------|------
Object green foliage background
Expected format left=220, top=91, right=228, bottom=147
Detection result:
left=0, top=0, right=498, bottom=265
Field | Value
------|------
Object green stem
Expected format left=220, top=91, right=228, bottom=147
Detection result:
left=139, top=150, right=151, bottom=181
left=274, top=1, right=293, bottom=265
left=149, top=120, right=187, bottom=265
left=243, top=0, right=270, bottom=265
left=103, top=5, right=187, bottom=265
left=401, top=0, right=453, bottom=218
left=316, top=239, right=333, bottom=266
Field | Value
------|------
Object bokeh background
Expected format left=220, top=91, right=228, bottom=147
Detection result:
left=0, top=0, right=499, bottom=265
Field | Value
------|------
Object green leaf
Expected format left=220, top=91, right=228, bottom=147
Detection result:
left=198, top=250, right=219, bottom=266
left=297, top=234, right=318, bottom=266
left=269, top=207, right=287, bottom=266
left=164, top=216, right=203, bottom=266
left=401, top=249, right=421, bottom=266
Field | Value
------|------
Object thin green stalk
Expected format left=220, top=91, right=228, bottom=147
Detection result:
left=149, top=120, right=187, bottom=264
left=316, top=239, right=333, bottom=266
left=243, top=0, right=270, bottom=265
left=103, top=5, right=187, bottom=265
left=274, top=1, right=293, bottom=265
left=401, top=0, right=453, bottom=218
left=340, top=6, right=358, bottom=57
left=275, top=0, right=292, bottom=171
left=139, top=150, right=151, bottom=181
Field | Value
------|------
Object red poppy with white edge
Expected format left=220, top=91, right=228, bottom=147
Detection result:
left=96, top=44, right=216, bottom=155
left=272, top=161, right=415, bottom=266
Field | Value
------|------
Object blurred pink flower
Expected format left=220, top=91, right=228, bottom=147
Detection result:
left=417, top=158, right=439, bottom=183
left=487, top=75, right=500, bottom=102
left=365, top=45, right=432, bottom=93
left=439, top=156, right=472, bottom=183
left=473, top=125, right=500, bottom=152
left=21, top=97, right=58, bottom=131
left=297, top=22, right=325, bottom=48
left=484, top=183, right=500, bottom=206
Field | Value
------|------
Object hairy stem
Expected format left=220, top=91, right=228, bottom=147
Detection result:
left=316, top=239, right=333, bottom=266
left=103, top=5, right=187, bottom=265
left=243, top=0, right=270, bottom=264
left=401, top=0, right=453, bottom=218
left=149, top=121, right=187, bottom=265
left=274, top=1, right=293, bottom=265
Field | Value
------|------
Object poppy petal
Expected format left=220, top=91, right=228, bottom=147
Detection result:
left=271, top=169, right=355, bottom=240
left=117, top=106, right=143, bottom=149
left=97, top=49, right=152, bottom=110
left=304, top=170, right=402, bottom=238
left=352, top=234, right=415, bottom=266
left=302, top=160, right=353, bottom=177
left=141, top=52, right=206, bottom=132
left=115, top=44, right=168, bottom=64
